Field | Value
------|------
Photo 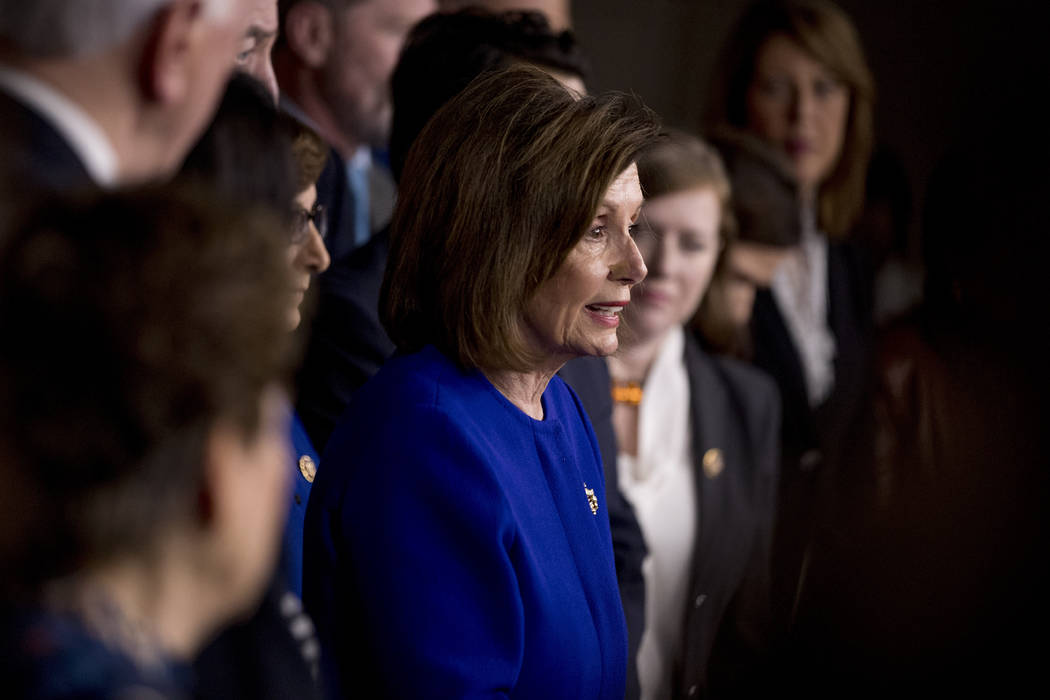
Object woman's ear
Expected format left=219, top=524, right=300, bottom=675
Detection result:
left=283, top=1, right=336, bottom=69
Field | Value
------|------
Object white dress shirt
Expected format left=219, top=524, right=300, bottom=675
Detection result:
left=770, top=204, right=837, bottom=406
left=617, top=326, right=697, bottom=700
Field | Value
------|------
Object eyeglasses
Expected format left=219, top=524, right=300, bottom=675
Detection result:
left=291, top=202, right=327, bottom=244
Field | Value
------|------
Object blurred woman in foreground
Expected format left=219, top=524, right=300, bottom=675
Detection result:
left=303, top=66, right=660, bottom=698
left=0, top=186, right=293, bottom=699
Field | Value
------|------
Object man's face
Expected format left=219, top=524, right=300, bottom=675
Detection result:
left=235, top=0, right=280, bottom=100
left=164, top=0, right=257, bottom=174
left=320, top=0, right=435, bottom=149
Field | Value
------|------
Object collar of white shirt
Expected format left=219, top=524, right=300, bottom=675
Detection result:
left=0, top=66, right=119, bottom=187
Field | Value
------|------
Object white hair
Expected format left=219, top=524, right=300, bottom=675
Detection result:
left=0, top=0, right=232, bottom=58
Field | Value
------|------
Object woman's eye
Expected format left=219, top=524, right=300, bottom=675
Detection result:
left=628, top=223, right=640, bottom=237
left=814, top=78, right=842, bottom=98
left=758, top=77, right=791, bottom=99
left=588, top=225, right=606, bottom=239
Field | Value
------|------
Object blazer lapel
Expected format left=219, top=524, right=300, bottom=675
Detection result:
left=684, top=338, right=752, bottom=587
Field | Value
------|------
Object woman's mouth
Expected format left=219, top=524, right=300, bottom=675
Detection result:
left=585, top=302, right=627, bottom=327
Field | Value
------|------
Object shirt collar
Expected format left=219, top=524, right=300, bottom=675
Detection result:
left=0, top=66, right=119, bottom=187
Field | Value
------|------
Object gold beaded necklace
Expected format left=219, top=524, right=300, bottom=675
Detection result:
left=610, top=381, right=643, bottom=406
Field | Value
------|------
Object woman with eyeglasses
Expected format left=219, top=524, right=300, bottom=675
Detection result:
left=178, top=73, right=330, bottom=700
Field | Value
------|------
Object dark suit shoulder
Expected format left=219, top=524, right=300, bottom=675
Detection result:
left=684, top=333, right=780, bottom=477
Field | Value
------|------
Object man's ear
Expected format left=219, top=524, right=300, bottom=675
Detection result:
left=283, top=1, right=335, bottom=69
left=140, top=0, right=210, bottom=103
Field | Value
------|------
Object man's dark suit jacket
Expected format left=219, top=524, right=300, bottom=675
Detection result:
left=0, top=88, right=93, bottom=232
left=294, top=223, right=650, bottom=700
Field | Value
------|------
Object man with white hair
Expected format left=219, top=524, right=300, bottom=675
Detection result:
left=0, top=0, right=255, bottom=195
left=237, top=0, right=281, bottom=100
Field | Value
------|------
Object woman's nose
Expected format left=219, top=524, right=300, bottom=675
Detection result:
left=611, top=232, right=647, bottom=286
left=303, top=224, right=331, bottom=274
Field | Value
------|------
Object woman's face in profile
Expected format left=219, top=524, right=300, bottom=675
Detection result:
left=522, top=164, right=647, bottom=364
left=286, top=184, right=331, bottom=330
left=627, top=187, right=722, bottom=342
left=745, top=34, right=850, bottom=196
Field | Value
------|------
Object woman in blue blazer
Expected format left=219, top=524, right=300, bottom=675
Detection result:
left=302, top=67, right=661, bottom=698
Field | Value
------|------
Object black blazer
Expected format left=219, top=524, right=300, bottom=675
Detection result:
left=1, top=88, right=94, bottom=233
left=749, top=240, right=872, bottom=476
left=294, top=227, right=394, bottom=451
left=676, top=333, right=779, bottom=698
left=567, top=335, right=780, bottom=699
left=748, top=240, right=873, bottom=630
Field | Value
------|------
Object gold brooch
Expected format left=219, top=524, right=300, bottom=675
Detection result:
left=702, top=448, right=724, bottom=479
left=298, top=455, right=317, bottom=483
left=584, top=483, right=599, bottom=515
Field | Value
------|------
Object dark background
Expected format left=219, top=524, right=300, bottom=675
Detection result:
left=574, top=0, right=1045, bottom=251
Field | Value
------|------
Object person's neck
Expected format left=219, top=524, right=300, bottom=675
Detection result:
left=15, top=54, right=169, bottom=184
left=275, top=58, right=361, bottom=159
left=484, top=366, right=560, bottom=421
left=607, top=329, right=669, bottom=384
left=51, top=541, right=223, bottom=663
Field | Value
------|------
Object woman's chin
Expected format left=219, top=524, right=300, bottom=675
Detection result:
left=287, top=307, right=302, bottom=332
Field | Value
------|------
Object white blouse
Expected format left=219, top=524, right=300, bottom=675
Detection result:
left=617, top=326, right=697, bottom=700
left=770, top=205, right=837, bottom=407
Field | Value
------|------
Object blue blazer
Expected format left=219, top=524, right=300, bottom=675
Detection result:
left=303, top=345, right=628, bottom=699
left=281, top=413, right=318, bottom=598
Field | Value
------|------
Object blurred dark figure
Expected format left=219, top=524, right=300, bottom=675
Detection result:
left=789, top=140, right=1049, bottom=692
left=854, top=146, right=921, bottom=326
left=707, top=0, right=877, bottom=637
left=0, top=186, right=293, bottom=699
left=697, top=126, right=801, bottom=358
left=178, top=73, right=328, bottom=700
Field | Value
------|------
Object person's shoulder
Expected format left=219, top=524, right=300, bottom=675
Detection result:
left=711, top=352, right=780, bottom=406
left=684, top=332, right=777, bottom=403
left=342, top=346, right=494, bottom=436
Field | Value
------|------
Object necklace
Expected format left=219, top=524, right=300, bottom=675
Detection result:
left=610, top=380, right=643, bottom=406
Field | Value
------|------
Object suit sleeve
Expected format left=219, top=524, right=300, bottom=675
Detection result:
left=307, top=402, right=522, bottom=699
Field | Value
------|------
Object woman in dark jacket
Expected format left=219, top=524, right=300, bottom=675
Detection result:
left=590, top=130, right=780, bottom=698
left=707, top=0, right=876, bottom=629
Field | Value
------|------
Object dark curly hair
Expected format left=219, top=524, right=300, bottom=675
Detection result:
left=0, top=185, right=293, bottom=591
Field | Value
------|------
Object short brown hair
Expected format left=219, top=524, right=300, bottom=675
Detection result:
left=708, top=0, right=875, bottom=237
left=0, top=186, right=293, bottom=589
left=283, top=113, right=328, bottom=193
left=382, top=65, right=660, bottom=372
left=637, top=128, right=736, bottom=249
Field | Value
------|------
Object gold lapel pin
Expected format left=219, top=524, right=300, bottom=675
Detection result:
left=702, top=448, right=724, bottom=479
left=584, top=483, right=599, bottom=515
left=298, top=455, right=317, bottom=483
